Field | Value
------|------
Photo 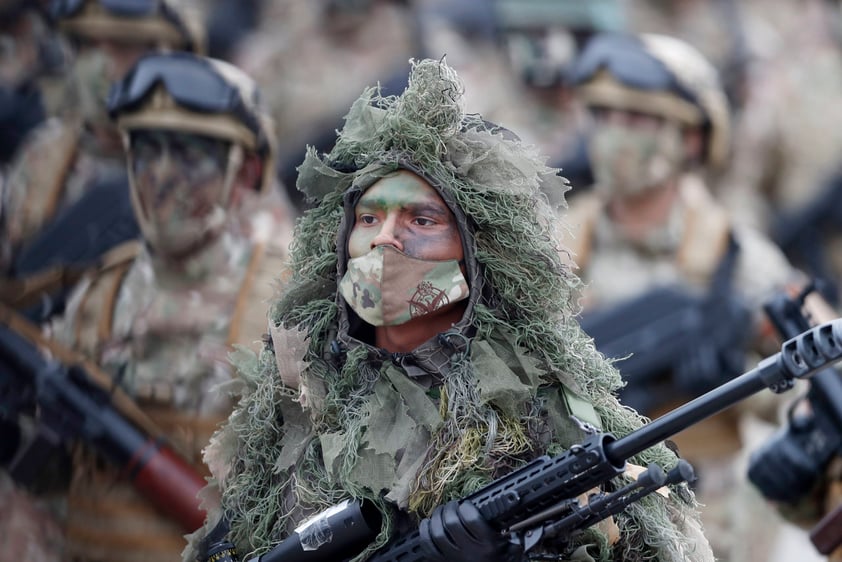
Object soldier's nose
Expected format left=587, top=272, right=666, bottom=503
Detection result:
left=151, top=146, right=177, bottom=176
left=370, top=217, right=403, bottom=252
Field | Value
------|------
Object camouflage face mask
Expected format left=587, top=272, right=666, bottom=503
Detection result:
left=339, top=245, right=470, bottom=326
left=589, top=120, right=684, bottom=198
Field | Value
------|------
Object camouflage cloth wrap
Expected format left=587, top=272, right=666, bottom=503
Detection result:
left=184, top=59, right=711, bottom=562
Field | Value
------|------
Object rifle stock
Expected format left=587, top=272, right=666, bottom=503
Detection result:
left=810, top=502, right=842, bottom=554
left=232, top=319, right=842, bottom=562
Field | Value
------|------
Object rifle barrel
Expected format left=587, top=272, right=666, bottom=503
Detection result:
left=607, top=319, right=842, bottom=462
left=606, top=363, right=769, bottom=462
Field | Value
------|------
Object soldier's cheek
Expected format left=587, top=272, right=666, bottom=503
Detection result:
left=347, top=231, right=373, bottom=258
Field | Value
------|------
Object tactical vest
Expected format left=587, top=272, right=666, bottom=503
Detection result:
left=62, top=239, right=288, bottom=562
left=564, top=177, right=743, bottom=460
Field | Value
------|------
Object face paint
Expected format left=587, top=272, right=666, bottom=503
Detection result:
left=342, top=170, right=468, bottom=326
left=347, top=170, right=464, bottom=262
left=588, top=120, right=685, bottom=198
left=127, top=130, right=238, bottom=258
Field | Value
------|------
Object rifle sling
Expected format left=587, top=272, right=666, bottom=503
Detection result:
left=0, top=266, right=89, bottom=310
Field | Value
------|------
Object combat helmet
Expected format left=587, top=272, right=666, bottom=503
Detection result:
left=49, top=0, right=203, bottom=52
left=107, top=50, right=277, bottom=193
left=570, top=32, right=731, bottom=168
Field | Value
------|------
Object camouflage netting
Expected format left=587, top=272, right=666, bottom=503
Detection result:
left=186, top=59, right=704, bottom=562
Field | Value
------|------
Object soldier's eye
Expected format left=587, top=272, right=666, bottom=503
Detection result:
left=358, top=214, right=377, bottom=225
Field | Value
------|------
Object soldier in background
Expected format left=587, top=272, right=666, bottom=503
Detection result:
left=488, top=0, right=623, bottom=189
left=558, top=32, right=809, bottom=562
left=0, top=51, right=295, bottom=562
left=623, top=0, right=755, bottom=115
left=225, top=0, right=423, bottom=213
left=0, top=0, right=201, bottom=319
left=717, top=0, right=842, bottom=305
left=0, top=0, right=70, bottom=164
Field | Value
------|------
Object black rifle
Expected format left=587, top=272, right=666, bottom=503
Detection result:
left=0, top=307, right=209, bottom=532
left=211, top=319, right=842, bottom=562
left=578, top=238, right=751, bottom=415
left=747, top=285, right=842, bottom=555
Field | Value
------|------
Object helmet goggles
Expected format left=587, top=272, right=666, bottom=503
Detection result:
left=569, top=33, right=698, bottom=106
left=107, top=52, right=264, bottom=150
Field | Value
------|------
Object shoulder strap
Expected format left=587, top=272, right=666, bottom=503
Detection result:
left=15, top=120, right=81, bottom=241
left=72, top=241, right=141, bottom=355
left=676, top=176, right=733, bottom=284
left=0, top=240, right=142, bottom=314
left=227, top=241, right=290, bottom=351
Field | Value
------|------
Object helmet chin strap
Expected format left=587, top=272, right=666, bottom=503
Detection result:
left=125, top=136, right=245, bottom=262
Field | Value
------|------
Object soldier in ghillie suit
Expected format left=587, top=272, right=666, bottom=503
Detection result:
left=185, top=58, right=714, bottom=562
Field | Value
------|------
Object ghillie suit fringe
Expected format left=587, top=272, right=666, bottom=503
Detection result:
left=185, top=59, right=706, bottom=562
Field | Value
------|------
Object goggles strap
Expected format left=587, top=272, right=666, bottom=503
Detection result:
left=220, top=143, right=244, bottom=208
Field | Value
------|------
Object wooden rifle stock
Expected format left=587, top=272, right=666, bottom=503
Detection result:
left=810, top=502, right=842, bottom=555
left=0, top=301, right=165, bottom=447
left=119, top=426, right=209, bottom=531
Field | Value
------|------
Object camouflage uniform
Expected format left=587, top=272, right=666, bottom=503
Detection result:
left=184, top=58, right=714, bottom=562
left=49, top=197, right=291, bottom=562
left=561, top=33, right=804, bottom=562
left=4, top=52, right=294, bottom=562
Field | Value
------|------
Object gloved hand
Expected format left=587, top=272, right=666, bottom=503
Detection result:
left=418, top=500, right=521, bottom=562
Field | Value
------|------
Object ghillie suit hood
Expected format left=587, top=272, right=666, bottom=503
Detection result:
left=189, top=59, right=704, bottom=562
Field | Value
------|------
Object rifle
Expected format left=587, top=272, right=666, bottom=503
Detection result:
left=579, top=238, right=751, bottom=415
left=746, top=285, right=842, bottom=555
left=211, top=318, right=842, bottom=561
left=0, top=303, right=209, bottom=532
